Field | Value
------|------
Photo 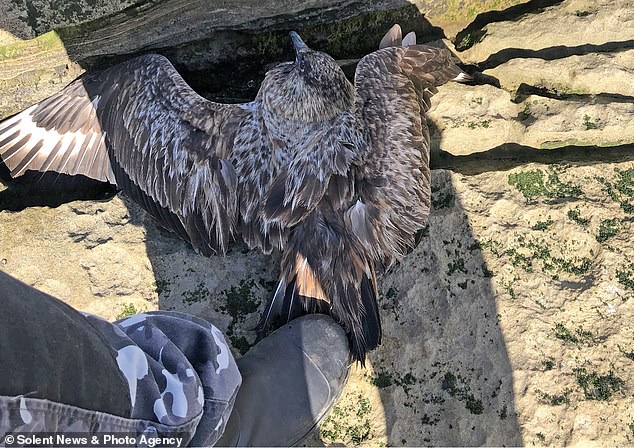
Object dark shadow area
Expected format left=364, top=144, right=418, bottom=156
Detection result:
left=0, top=4, right=525, bottom=445
left=369, top=171, right=522, bottom=445
left=0, top=161, right=115, bottom=211
left=478, top=39, right=634, bottom=70
left=431, top=143, right=634, bottom=175
left=454, top=0, right=565, bottom=51
left=512, top=82, right=634, bottom=104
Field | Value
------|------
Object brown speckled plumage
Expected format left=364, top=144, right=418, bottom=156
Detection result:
left=0, top=29, right=465, bottom=362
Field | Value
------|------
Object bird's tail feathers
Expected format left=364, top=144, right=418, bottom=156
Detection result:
left=256, top=219, right=382, bottom=365
left=256, top=254, right=330, bottom=340
left=330, top=259, right=381, bottom=365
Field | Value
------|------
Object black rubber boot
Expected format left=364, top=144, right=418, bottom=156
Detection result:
left=215, top=314, right=350, bottom=447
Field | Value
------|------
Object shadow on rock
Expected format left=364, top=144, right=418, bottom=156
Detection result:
left=432, top=143, right=634, bottom=176
left=362, top=171, right=522, bottom=446
left=477, top=39, right=634, bottom=70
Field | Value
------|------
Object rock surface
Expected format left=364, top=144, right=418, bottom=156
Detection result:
left=0, top=0, right=527, bottom=116
left=1, top=0, right=634, bottom=446
left=0, top=0, right=528, bottom=41
left=0, top=0, right=446, bottom=117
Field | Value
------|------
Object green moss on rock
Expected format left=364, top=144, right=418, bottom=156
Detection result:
left=573, top=368, right=625, bottom=401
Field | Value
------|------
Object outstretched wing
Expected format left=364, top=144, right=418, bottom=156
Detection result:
left=0, top=54, right=252, bottom=255
left=351, top=45, right=464, bottom=265
left=0, top=80, right=114, bottom=183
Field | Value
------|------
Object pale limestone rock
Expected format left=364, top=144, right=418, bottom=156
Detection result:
left=459, top=0, right=634, bottom=64
left=486, top=49, right=634, bottom=97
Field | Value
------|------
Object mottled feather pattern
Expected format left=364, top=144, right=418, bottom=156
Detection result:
left=0, top=31, right=468, bottom=362
left=261, top=112, right=367, bottom=224
left=96, top=55, right=248, bottom=255
left=350, top=45, right=461, bottom=265
left=230, top=106, right=286, bottom=253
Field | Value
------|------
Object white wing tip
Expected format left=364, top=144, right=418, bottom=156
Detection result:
left=452, top=72, right=472, bottom=83
left=379, top=24, right=403, bottom=49
left=402, top=31, right=417, bottom=47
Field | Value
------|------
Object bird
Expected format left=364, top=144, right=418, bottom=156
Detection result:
left=0, top=28, right=466, bottom=363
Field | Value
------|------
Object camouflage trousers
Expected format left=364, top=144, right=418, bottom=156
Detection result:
left=0, top=272, right=241, bottom=447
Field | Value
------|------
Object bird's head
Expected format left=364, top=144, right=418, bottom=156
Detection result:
left=259, top=32, right=354, bottom=123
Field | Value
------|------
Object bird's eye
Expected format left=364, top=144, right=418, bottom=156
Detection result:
left=299, top=60, right=306, bottom=72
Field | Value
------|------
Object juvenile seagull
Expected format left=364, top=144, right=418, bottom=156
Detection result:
left=0, top=30, right=465, bottom=362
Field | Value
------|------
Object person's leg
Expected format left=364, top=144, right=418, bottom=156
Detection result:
left=0, top=271, right=351, bottom=446
left=105, top=310, right=242, bottom=446
left=0, top=271, right=132, bottom=417
left=0, top=272, right=241, bottom=447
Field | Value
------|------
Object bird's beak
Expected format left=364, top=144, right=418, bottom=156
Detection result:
left=290, top=31, right=308, bottom=57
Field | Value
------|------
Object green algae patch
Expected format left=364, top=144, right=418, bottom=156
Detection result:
left=616, top=263, right=634, bottom=290
left=116, top=303, right=142, bottom=320
left=573, top=368, right=625, bottom=401
left=536, top=388, right=571, bottom=406
left=182, top=282, right=210, bottom=304
left=508, top=167, right=582, bottom=203
left=597, top=168, right=634, bottom=213
left=553, top=323, right=596, bottom=345
left=532, top=217, right=554, bottom=231
left=596, top=218, right=621, bottom=243
left=567, top=207, right=590, bottom=227
left=218, top=279, right=262, bottom=355
left=320, top=395, right=373, bottom=445
left=441, top=372, right=484, bottom=415
left=508, top=170, right=547, bottom=201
